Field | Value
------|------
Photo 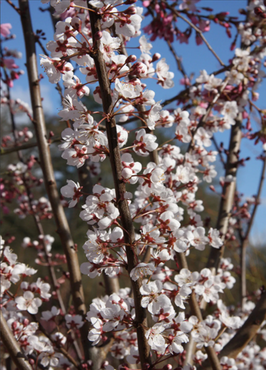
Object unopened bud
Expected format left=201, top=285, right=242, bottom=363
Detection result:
left=124, top=0, right=137, bottom=4
left=12, top=321, right=17, bottom=330
left=23, top=318, right=30, bottom=326
left=94, top=31, right=102, bottom=40
left=152, top=53, right=161, bottom=62
left=238, top=8, right=247, bottom=15
left=126, top=55, right=137, bottom=63
left=163, top=365, right=173, bottom=370
left=124, top=6, right=136, bottom=14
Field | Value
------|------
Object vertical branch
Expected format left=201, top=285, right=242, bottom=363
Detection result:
left=0, top=311, right=32, bottom=370
left=87, top=5, right=151, bottom=368
left=239, top=155, right=266, bottom=307
left=18, top=0, right=95, bottom=363
left=207, top=118, right=242, bottom=271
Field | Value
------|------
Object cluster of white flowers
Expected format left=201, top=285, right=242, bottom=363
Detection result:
left=1, top=0, right=266, bottom=368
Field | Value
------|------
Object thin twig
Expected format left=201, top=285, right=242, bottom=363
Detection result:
left=5, top=0, right=21, bottom=14
left=212, top=136, right=225, bottom=168
left=166, top=39, right=189, bottom=86
left=171, top=8, right=225, bottom=67
left=0, top=137, right=61, bottom=156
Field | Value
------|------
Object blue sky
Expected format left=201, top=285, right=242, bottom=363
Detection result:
left=1, top=0, right=266, bottom=242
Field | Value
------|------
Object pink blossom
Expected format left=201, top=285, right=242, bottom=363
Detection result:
left=0, top=23, right=12, bottom=37
left=3, top=59, right=19, bottom=70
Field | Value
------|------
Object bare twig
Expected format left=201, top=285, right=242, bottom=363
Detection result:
left=0, top=137, right=61, bottom=156
left=170, top=8, right=225, bottom=67
left=166, top=39, right=189, bottom=85
left=221, top=290, right=266, bottom=357
left=5, top=0, right=20, bottom=14
left=212, top=136, right=225, bottom=168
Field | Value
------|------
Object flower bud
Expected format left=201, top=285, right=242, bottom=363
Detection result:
left=94, top=31, right=102, bottom=40
left=124, top=6, right=136, bottom=14
left=152, top=53, right=161, bottom=62
left=126, top=55, right=137, bottom=63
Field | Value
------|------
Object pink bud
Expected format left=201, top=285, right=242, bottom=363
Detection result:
left=124, top=6, right=136, bottom=14
left=152, top=53, right=161, bottom=62
left=94, top=31, right=102, bottom=40
left=252, top=91, right=259, bottom=101
left=142, top=0, right=150, bottom=6
left=126, top=55, right=137, bottom=63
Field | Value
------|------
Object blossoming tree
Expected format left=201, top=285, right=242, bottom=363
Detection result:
left=1, top=0, right=266, bottom=369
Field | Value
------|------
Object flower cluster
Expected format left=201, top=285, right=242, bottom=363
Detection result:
left=1, top=0, right=266, bottom=368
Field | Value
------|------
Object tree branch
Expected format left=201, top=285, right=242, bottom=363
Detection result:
left=207, top=118, right=242, bottom=271
left=171, top=8, right=225, bottom=67
left=18, top=0, right=93, bottom=363
left=87, top=4, right=151, bottom=368
left=239, top=154, right=266, bottom=307
left=201, top=290, right=266, bottom=370
left=220, top=290, right=266, bottom=358
left=0, top=310, right=32, bottom=370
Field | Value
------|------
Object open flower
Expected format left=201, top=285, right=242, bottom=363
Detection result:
left=15, top=291, right=42, bottom=314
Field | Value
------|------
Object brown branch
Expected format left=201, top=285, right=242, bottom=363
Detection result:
left=1, top=42, right=78, bottom=357
left=170, top=8, right=225, bottom=67
left=5, top=0, right=21, bottom=14
left=201, top=290, right=266, bottom=370
left=87, top=4, right=151, bottom=368
left=239, top=155, right=266, bottom=307
left=18, top=0, right=93, bottom=363
left=220, top=290, right=266, bottom=358
left=212, top=136, right=225, bottom=168
left=0, top=137, right=61, bottom=156
left=166, top=39, right=189, bottom=86
left=207, top=118, right=242, bottom=271
left=0, top=310, right=32, bottom=370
